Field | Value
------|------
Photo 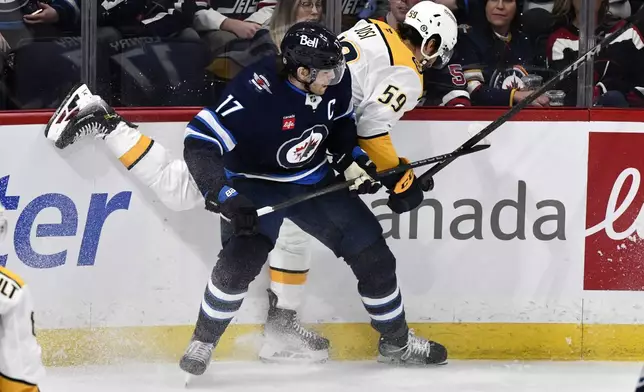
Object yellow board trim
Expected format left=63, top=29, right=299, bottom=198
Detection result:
left=0, top=266, right=24, bottom=288
left=269, top=269, right=308, bottom=285
left=0, top=372, right=39, bottom=392
left=119, top=135, right=153, bottom=169
left=35, top=322, right=644, bottom=366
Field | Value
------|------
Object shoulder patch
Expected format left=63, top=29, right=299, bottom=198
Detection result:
left=249, top=73, right=273, bottom=94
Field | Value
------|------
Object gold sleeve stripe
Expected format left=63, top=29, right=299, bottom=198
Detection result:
left=270, top=268, right=308, bottom=285
left=0, top=267, right=24, bottom=288
left=119, top=135, right=154, bottom=170
left=0, top=371, right=39, bottom=392
left=358, top=134, right=400, bottom=171
left=509, top=88, right=517, bottom=107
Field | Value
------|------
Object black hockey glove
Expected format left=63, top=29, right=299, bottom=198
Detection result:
left=205, top=186, right=259, bottom=236
left=334, top=147, right=382, bottom=196
left=380, top=158, right=424, bottom=214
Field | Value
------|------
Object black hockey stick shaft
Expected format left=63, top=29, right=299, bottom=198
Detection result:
left=417, top=7, right=644, bottom=191
left=256, top=144, right=490, bottom=216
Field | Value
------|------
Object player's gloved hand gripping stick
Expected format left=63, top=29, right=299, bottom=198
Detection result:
left=256, top=144, right=490, bottom=217
left=416, top=6, right=644, bottom=191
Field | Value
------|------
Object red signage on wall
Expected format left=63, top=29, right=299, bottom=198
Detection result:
left=585, top=132, right=644, bottom=291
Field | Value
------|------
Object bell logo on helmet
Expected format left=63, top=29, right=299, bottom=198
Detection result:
left=300, top=35, right=319, bottom=48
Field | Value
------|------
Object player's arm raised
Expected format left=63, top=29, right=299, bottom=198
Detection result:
left=357, top=67, right=424, bottom=213
left=183, top=94, right=258, bottom=236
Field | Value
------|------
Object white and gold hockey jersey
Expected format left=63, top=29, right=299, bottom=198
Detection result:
left=339, top=19, right=424, bottom=172
left=0, top=266, right=44, bottom=392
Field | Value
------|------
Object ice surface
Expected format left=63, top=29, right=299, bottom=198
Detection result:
left=40, top=360, right=643, bottom=392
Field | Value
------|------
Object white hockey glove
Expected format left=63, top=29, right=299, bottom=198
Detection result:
left=337, top=147, right=382, bottom=195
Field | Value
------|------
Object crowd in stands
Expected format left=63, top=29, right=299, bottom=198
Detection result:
left=0, top=0, right=642, bottom=110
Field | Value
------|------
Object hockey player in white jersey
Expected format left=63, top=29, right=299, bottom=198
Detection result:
left=0, top=205, right=45, bottom=392
left=43, top=1, right=458, bottom=364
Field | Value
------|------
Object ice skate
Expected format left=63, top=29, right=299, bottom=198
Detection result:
left=179, top=338, right=216, bottom=381
left=259, top=289, right=329, bottom=364
left=44, top=83, right=136, bottom=149
left=378, top=329, right=448, bottom=366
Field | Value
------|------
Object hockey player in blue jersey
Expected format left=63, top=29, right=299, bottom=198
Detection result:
left=177, top=21, right=447, bottom=376
left=44, top=21, right=448, bottom=376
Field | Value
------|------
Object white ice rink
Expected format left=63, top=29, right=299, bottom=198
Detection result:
left=39, top=360, right=643, bottom=392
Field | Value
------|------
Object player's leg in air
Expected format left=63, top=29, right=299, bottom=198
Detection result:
left=44, top=84, right=203, bottom=212
left=0, top=214, right=46, bottom=391
left=43, top=84, right=329, bottom=363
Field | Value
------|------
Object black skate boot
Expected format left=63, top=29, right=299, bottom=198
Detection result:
left=378, top=328, right=448, bottom=366
left=44, top=83, right=137, bottom=149
left=179, top=337, right=218, bottom=377
left=259, top=289, right=330, bottom=363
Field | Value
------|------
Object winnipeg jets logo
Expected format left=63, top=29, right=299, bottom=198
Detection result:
left=0, top=0, right=28, bottom=12
left=490, top=65, right=528, bottom=90
left=250, top=73, right=272, bottom=94
left=277, top=125, right=329, bottom=168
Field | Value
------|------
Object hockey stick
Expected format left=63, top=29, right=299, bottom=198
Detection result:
left=256, top=144, right=490, bottom=216
left=417, top=7, right=644, bottom=191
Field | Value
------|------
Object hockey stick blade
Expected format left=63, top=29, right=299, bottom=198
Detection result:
left=256, top=144, right=489, bottom=217
left=417, top=6, right=644, bottom=192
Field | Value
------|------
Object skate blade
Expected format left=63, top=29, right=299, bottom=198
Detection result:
left=44, top=83, right=93, bottom=143
left=377, top=354, right=448, bottom=367
left=259, top=342, right=329, bottom=364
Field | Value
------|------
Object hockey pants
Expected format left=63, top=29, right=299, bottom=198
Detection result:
left=192, top=174, right=408, bottom=343
left=104, top=124, right=313, bottom=310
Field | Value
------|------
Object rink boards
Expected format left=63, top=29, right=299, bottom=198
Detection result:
left=3, top=108, right=644, bottom=365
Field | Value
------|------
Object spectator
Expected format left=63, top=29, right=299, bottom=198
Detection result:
left=195, top=0, right=275, bottom=56
left=378, top=0, right=420, bottom=26
left=546, top=0, right=643, bottom=106
left=206, top=0, right=324, bottom=81
left=456, top=0, right=549, bottom=106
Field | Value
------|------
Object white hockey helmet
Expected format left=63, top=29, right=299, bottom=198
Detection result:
left=403, top=1, right=458, bottom=69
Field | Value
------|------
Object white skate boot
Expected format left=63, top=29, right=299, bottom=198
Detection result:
left=44, top=83, right=136, bottom=149
left=259, top=289, right=329, bottom=364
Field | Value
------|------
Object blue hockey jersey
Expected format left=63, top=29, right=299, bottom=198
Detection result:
left=184, top=55, right=356, bottom=195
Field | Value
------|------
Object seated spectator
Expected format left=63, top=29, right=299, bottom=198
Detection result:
left=456, top=0, right=549, bottom=106
left=194, top=0, right=276, bottom=56
left=206, top=0, right=324, bottom=81
left=546, top=0, right=644, bottom=106
left=22, top=0, right=148, bottom=36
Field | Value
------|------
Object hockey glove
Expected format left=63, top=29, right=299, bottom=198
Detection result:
left=381, top=158, right=424, bottom=214
left=335, top=147, right=382, bottom=195
left=205, top=186, right=259, bottom=236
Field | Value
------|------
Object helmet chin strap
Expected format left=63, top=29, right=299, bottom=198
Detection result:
left=296, top=68, right=319, bottom=94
